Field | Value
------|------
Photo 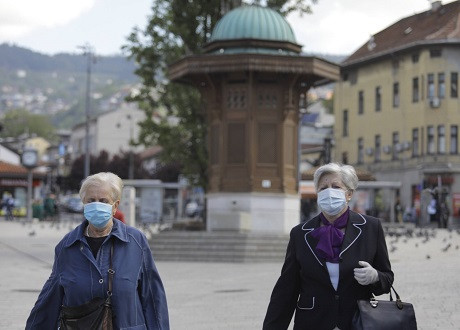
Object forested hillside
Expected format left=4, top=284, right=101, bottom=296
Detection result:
left=0, top=43, right=139, bottom=130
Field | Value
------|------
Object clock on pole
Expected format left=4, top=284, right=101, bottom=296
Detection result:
left=22, top=149, right=38, bottom=168
left=21, top=148, right=38, bottom=222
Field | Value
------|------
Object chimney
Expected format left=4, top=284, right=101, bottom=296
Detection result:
left=431, top=1, right=442, bottom=11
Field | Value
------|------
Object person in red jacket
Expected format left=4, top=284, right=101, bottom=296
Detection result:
left=114, top=208, right=126, bottom=223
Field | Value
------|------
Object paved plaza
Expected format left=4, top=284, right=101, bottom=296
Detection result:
left=0, top=219, right=459, bottom=329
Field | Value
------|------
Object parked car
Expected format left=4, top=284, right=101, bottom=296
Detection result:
left=63, top=195, right=84, bottom=213
left=185, top=200, right=204, bottom=218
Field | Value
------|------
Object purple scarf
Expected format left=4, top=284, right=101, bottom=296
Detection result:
left=310, top=209, right=349, bottom=263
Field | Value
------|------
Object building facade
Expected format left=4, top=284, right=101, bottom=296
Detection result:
left=334, top=0, right=460, bottom=225
left=69, top=103, right=145, bottom=160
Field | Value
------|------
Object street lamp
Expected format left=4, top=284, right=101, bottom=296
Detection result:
left=127, top=114, right=134, bottom=180
left=78, top=43, right=96, bottom=178
left=21, top=148, right=38, bottom=222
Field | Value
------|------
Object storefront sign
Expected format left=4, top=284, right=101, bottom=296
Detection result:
left=425, top=174, right=454, bottom=185
left=452, top=193, right=460, bottom=217
left=0, top=179, right=28, bottom=187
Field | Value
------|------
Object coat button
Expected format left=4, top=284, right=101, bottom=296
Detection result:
left=99, top=279, right=104, bottom=284
left=335, top=295, right=339, bottom=300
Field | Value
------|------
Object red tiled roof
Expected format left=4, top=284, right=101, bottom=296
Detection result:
left=343, top=1, right=460, bottom=66
left=0, top=161, right=46, bottom=178
left=0, top=161, right=28, bottom=175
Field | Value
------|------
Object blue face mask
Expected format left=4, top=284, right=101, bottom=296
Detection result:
left=317, top=188, right=348, bottom=216
left=84, top=202, right=113, bottom=228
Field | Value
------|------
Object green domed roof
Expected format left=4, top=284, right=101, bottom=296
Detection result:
left=210, top=6, right=297, bottom=44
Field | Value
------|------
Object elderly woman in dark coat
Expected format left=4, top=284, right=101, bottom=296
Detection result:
left=263, top=163, right=393, bottom=330
left=26, top=172, right=169, bottom=329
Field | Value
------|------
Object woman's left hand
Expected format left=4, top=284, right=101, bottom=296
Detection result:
left=353, top=261, right=379, bottom=285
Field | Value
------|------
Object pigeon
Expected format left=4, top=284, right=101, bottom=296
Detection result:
left=442, top=244, right=451, bottom=252
left=28, top=230, right=36, bottom=236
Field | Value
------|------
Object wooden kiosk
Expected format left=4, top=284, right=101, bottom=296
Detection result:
left=169, top=6, right=339, bottom=233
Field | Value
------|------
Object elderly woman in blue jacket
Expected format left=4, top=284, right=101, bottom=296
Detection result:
left=26, top=172, right=169, bottom=329
left=263, top=163, right=393, bottom=330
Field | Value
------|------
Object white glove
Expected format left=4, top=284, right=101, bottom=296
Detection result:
left=354, top=261, right=379, bottom=285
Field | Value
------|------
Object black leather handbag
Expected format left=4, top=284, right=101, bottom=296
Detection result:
left=60, top=241, right=115, bottom=330
left=352, top=286, right=417, bottom=330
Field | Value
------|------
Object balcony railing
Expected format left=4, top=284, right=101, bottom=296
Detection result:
left=363, top=154, right=460, bottom=172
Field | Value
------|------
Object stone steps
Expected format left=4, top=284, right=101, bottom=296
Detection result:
left=149, top=231, right=289, bottom=262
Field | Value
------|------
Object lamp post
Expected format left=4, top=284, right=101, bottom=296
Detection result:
left=21, top=148, right=38, bottom=222
left=127, top=114, right=134, bottom=180
left=297, top=91, right=308, bottom=186
left=78, top=43, right=96, bottom=178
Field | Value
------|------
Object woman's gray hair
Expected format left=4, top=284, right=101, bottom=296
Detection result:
left=79, top=172, right=124, bottom=202
left=313, top=163, right=359, bottom=192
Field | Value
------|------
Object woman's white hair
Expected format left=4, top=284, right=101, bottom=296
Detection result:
left=313, top=163, right=359, bottom=192
left=79, top=172, right=124, bottom=202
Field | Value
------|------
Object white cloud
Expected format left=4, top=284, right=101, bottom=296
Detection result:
left=0, top=0, right=95, bottom=38
left=288, top=0, right=435, bottom=55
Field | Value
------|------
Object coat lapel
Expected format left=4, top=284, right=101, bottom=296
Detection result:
left=339, top=211, right=366, bottom=259
left=302, top=216, right=323, bottom=266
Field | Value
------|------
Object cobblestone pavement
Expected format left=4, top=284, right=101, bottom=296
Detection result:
left=0, top=219, right=459, bottom=329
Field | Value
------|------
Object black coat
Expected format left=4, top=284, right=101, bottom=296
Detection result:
left=263, top=211, right=394, bottom=330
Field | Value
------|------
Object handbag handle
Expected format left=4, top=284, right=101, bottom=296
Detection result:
left=389, top=286, right=404, bottom=309
left=370, top=285, right=404, bottom=310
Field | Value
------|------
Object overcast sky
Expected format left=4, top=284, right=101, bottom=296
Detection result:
left=0, top=0, right=452, bottom=56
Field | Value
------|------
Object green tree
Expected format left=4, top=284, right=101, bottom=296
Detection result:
left=124, top=0, right=317, bottom=190
left=322, top=96, right=334, bottom=114
left=68, top=150, right=150, bottom=190
left=0, top=109, right=56, bottom=141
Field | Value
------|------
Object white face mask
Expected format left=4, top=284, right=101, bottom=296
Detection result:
left=317, top=188, right=348, bottom=216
